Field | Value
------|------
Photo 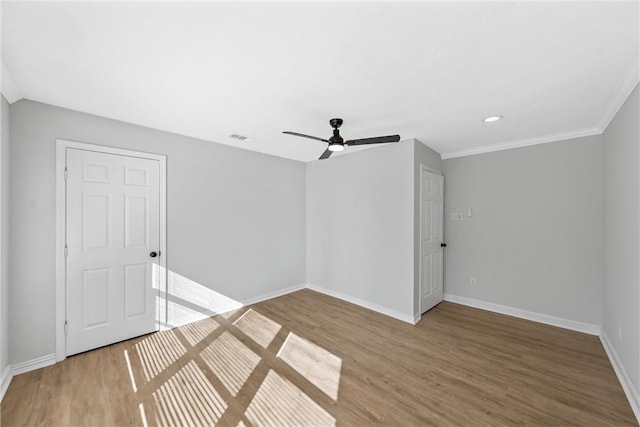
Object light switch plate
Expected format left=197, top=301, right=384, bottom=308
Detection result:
left=450, top=213, right=463, bottom=221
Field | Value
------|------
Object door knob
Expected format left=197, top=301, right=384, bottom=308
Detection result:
left=150, top=251, right=158, bottom=258
left=440, top=243, right=447, bottom=248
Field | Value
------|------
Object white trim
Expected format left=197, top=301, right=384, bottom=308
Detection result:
left=418, top=163, right=441, bottom=176
left=600, top=332, right=640, bottom=423
left=597, top=55, right=640, bottom=132
left=0, top=366, right=11, bottom=402
left=440, top=55, right=639, bottom=161
left=55, top=142, right=66, bottom=362
left=241, top=283, right=307, bottom=307
left=160, top=282, right=308, bottom=330
left=10, top=354, right=56, bottom=376
left=307, top=284, right=416, bottom=324
left=55, top=139, right=168, bottom=362
left=1, top=61, right=23, bottom=104
left=440, top=126, right=602, bottom=160
left=443, top=293, right=601, bottom=336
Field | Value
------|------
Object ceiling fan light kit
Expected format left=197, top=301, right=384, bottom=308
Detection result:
left=284, top=118, right=401, bottom=160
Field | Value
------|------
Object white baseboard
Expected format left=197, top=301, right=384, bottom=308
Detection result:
left=600, top=332, right=640, bottom=423
left=242, top=283, right=307, bottom=307
left=0, top=365, right=11, bottom=402
left=306, top=284, right=415, bottom=324
left=443, top=293, right=601, bottom=336
left=1, top=353, right=57, bottom=401
left=11, top=353, right=56, bottom=376
left=162, top=283, right=308, bottom=329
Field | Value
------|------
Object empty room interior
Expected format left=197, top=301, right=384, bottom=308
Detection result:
left=1, top=1, right=639, bottom=426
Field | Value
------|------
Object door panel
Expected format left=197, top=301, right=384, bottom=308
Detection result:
left=422, top=253, right=433, bottom=298
left=124, top=263, right=149, bottom=319
left=81, top=267, right=110, bottom=329
left=66, top=148, right=160, bottom=356
left=82, top=162, right=112, bottom=183
left=420, top=168, right=444, bottom=313
left=124, top=195, right=149, bottom=248
left=82, top=193, right=111, bottom=250
left=124, top=167, right=149, bottom=186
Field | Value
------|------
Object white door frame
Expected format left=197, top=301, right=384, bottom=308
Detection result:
left=55, top=139, right=167, bottom=362
left=418, top=164, right=444, bottom=316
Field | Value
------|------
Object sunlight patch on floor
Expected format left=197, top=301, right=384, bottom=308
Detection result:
left=166, top=269, right=243, bottom=327
left=233, top=308, right=282, bottom=348
left=139, top=403, right=149, bottom=427
left=124, top=349, right=138, bottom=393
left=135, top=330, right=186, bottom=382
left=178, top=316, right=220, bottom=347
left=245, top=370, right=336, bottom=427
left=151, top=360, right=227, bottom=427
left=200, top=331, right=261, bottom=396
left=277, top=332, right=342, bottom=400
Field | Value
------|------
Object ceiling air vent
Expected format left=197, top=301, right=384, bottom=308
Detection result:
left=229, top=134, right=250, bottom=141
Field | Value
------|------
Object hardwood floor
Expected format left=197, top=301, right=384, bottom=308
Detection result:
left=2, top=289, right=636, bottom=426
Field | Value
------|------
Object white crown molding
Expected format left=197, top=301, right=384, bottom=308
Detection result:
left=441, top=54, right=639, bottom=161
left=443, top=293, right=601, bottom=336
left=440, top=126, right=602, bottom=160
left=600, top=332, right=640, bottom=424
left=1, top=60, right=23, bottom=104
left=597, top=55, right=640, bottom=132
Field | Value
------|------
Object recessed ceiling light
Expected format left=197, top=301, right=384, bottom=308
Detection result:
left=483, top=115, right=503, bottom=123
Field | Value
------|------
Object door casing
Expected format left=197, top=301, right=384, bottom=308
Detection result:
left=55, top=139, right=167, bottom=362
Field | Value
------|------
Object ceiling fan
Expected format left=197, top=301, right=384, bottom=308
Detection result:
left=283, top=118, right=401, bottom=160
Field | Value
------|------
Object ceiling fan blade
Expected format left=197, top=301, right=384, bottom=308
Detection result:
left=319, top=148, right=333, bottom=160
left=283, top=131, right=329, bottom=143
left=346, top=135, right=401, bottom=146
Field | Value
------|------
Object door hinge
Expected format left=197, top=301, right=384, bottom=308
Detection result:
left=64, top=167, right=68, bottom=181
left=64, top=244, right=68, bottom=258
left=64, top=321, right=68, bottom=335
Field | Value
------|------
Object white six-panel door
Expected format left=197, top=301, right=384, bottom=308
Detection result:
left=420, top=167, right=444, bottom=314
left=66, top=148, right=160, bottom=355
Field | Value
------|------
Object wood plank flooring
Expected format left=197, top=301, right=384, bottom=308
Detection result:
left=2, top=289, right=636, bottom=426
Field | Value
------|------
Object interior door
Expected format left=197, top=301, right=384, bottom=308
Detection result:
left=66, top=148, right=160, bottom=356
left=420, top=167, right=444, bottom=314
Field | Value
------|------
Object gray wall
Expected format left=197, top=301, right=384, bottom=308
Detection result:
left=442, top=135, right=604, bottom=326
left=413, top=140, right=443, bottom=316
left=306, top=140, right=415, bottom=320
left=9, top=100, right=306, bottom=364
left=603, top=84, right=639, bottom=392
left=1, top=95, right=9, bottom=378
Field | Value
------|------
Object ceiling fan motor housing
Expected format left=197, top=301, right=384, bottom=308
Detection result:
left=329, top=127, right=345, bottom=151
left=329, top=118, right=343, bottom=129
left=330, top=130, right=344, bottom=144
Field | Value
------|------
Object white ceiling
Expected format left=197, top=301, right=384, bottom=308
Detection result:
left=2, top=1, right=638, bottom=162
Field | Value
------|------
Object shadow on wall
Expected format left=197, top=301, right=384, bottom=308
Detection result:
left=138, top=266, right=342, bottom=426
